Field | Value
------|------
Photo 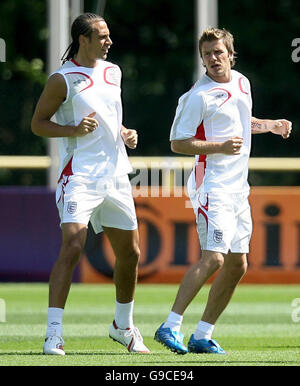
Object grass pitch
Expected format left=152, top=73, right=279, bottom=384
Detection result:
left=0, top=283, right=300, bottom=366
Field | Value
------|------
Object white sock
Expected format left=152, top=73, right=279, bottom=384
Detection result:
left=163, top=311, right=183, bottom=333
left=114, top=300, right=134, bottom=329
left=46, top=307, right=64, bottom=338
left=194, top=320, right=215, bottom=340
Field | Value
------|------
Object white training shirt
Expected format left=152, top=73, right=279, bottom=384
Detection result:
left=52, top=59, right=132, bottom=180
left=170, top=69, right=252, bottom=193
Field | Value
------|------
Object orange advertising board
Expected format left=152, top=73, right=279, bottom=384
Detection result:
left=80, top=187, right=300, bottom=284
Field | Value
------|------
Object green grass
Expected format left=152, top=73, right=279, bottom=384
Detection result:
left=0, top=283, right=300, bottom=366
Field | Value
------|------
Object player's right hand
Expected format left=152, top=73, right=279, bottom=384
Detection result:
left=221, top=136, right=243, bottom=155
left=74, top=112, right=99, bottom=136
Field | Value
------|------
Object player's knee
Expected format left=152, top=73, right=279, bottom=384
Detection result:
left=217, top=254, right=225, bottom=267
left=210, top=253, right=224, bottom=270
left=131, top=245, right=141, bottom=264
left=60, top=239, right=84, bottom=267
left=125, top=245, right=140, bottom=266
left=237, top=259, right=248, bottom=275
left=228, top=258, right=248, bottom=278
left=201, top=252, right=224, bottom=271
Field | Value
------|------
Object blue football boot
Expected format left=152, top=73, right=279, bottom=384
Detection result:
left=154, top=323, right=188, bottom=354
left=188, top=334, right=226, bottom=354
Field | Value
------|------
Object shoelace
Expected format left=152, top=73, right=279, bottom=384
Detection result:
left=172, top=330, right=184, bottom=344
left=133, top=327, right=143, bottom=342
left=124, top=327, right=143, bottom=342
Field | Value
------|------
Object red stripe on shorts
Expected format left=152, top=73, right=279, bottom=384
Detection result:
left=198, top=194, right=209, bottom=230
left=58, top=156, right=73, bottom=183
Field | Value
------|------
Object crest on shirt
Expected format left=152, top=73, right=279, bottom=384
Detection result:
left=215, top=93, right=226, bottom=99
left=213, top=229, right=223, bottom=243
left=207, top=87, right=232, bottom=108
left=65, top=72, right=93, bottom=93
left=67, top=201, right=77, bottom=214
left=73, top=78, right=86, bottom=86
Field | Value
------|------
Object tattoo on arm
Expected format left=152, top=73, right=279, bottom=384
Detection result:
left=251, top=120, right=268, bottom=133
left=251, top=121, right=262, bottom=130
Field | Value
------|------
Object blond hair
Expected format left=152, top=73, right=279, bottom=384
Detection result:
left=199, top=27, right=237, bottom=67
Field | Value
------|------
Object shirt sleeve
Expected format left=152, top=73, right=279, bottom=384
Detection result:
left=169, top=90, right=206, bottom=141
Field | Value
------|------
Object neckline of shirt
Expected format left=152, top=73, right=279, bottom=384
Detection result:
left=70, top=58, right=105, bottom=68
left=203, top=71, right=235, bottom=85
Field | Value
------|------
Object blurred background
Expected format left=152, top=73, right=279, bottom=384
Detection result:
left=0, top=0, right=300, bottom=283
left=1, top=0, right=300, bottom=185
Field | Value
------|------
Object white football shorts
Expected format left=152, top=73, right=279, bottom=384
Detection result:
left=56, top=174, right=137, bottom=233
left=188, top=178, right=252, bottom=254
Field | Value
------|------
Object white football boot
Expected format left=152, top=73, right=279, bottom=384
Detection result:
left=109, top=320, right=150, bottom=353
left=43, top=335, right=65, bottom=355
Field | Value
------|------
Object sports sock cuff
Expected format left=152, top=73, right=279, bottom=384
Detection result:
left=163, top=311, right=183, bottom=332
left=194, top=320, right=215, bottom=340
left=114, top=300, right=134, bottom=329
left=48, top=307, right=64, bottom=319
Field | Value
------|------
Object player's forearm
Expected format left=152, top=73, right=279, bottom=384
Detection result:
left=171, top=138, right=223, bottom=155
left=31, top=118, right=76, bottom=138
left=251, top=117, right=292, bottom=139
left=251, top=117, right=271, bottom=134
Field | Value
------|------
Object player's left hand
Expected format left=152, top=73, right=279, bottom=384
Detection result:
left=269, top=119, right=292, bottom=139
left=121, top=128, right=138, bottom=149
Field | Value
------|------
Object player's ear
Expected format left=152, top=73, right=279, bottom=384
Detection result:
left=78, top=34, right=88, bottom=47
left=200, top=53, right=206, bottom=68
